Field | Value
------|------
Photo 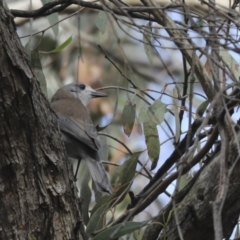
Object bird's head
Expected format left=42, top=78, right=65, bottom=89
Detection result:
left=62, top=82, right=107, bottom=106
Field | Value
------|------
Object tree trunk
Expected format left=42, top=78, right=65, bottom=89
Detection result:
left=0, top=4, right=86, bottom=240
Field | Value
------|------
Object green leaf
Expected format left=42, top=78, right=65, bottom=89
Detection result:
left=25, top=42, right=47, bottom=97
left=138, top=99, right=166, bottom=125
left=41, top=0, right=58, bottom=37
left=205, top=47, right=240, bottom=81
left=194, top=19, right=207, bottom=29
left=196, top=100, right=209, bottom=117
left=92, top=221, right=147, bottom=240
left=47, top=13, right=59, bottom=37
left=138, top=108, right=149, bottom=123
left=98, top=130, right=108, bottom=161
left=95, top=11, right=109, bottom=34
left=80, top=167, right=91, bottom=225
left=88, top=152, right=141, bottom=236
left=195, top=19, right=204, bottom=28
left=143, top=22, right=154, bottom=65
left=111, top=152, right=140, bottom=193
left=172, top=88, right=180, bottom=143
left=40, top=36, right=72, bottom=54
left=144, top=121, right=160, bottom=170
left=122, top=100, right=136, bottom=137
left=220, top=47, right=240, bottom=81
left=178, top=146, right=195, bottom=191
left=90, top=195, right=111, bottom=217
left=86, top=204, right=107, bottom=235
left=178, top=174, right=188, bottom=191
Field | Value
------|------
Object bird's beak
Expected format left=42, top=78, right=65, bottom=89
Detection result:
left=91, top=90, right=108, bottom=98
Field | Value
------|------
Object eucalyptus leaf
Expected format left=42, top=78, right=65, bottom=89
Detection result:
left=89, top=152, right=141, bottom=231
left=111, top=152, right=140, bottom=192
left=196, top=100, right=209, bottom=117
left=178, top=174, right=188, bottom=191
left=172, top=88, right=180, bottom=143
left=41, top=0, right=59, bottom=37
left=40, top=36, right=72, bottom=54
left=138, top=99, right=166, bottom=125
left=98, top=131, right=108, bottom=161
left=90, top=195, right=111, bottom=217
left=80, top=168, right=91, bottom=225
left=144, top=121, right=160, bottom=170
left=122, top=100, right=136, bottom=137
left=86, top=204, right=107, bottom=235
left=205, top=48, right=240, bottom=81
left=92, top=221, right=147, bottom=240
left=143, top=21, right=154, bottom=65
left=95, top=11, right=109, bottom=34
left=178, top=146, right=195, bottom=190
left=220, top=47, right=240, bottom=81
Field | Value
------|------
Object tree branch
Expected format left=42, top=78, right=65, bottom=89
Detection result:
left=10, top=0, right=157, bottom=22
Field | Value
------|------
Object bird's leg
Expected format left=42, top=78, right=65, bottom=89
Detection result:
left=74, top=159, right=81, bottom=181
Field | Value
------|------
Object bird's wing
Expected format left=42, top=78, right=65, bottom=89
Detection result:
left=56, top=115, right=101, bottom=151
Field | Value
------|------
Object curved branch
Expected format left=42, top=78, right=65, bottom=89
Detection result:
left=10, top=0, right=156, bottom=22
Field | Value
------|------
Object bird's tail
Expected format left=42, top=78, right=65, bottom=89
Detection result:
left=85, top=157, right=112, bottom=194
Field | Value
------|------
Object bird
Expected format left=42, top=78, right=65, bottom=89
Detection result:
left=51, top=82, right=112, bottom=194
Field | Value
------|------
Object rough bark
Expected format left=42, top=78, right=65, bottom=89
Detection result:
left=0, top=4, right=86, bottom=240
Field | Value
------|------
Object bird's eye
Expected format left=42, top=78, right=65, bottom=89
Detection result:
left=79, top=84, right=85, bottom=90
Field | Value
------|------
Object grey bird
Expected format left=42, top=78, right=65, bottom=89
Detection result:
left=51, top=82, right=112, bottom=193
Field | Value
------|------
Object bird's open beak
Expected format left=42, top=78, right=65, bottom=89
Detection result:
left=91, top=90, right=108, bottom=98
